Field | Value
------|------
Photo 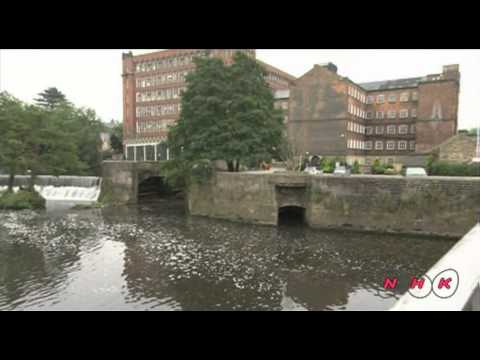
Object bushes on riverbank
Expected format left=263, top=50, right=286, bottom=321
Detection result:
left=0, top=190, right=45, bottom=210
left=427, top=161, right=480, bottom=177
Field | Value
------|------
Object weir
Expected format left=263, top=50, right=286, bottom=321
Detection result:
left=0, top=175, right=102, bottom=204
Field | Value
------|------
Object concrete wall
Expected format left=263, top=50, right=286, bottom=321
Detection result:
left=101, top=161, right=162, bottom=204
left=188, top=172, right=480, bottom=238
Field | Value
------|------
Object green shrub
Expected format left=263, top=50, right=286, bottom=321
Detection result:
left=0, top=190, right=46, bottom=210
left=428, top=161, right=480, bottom=177
left=351, top=161, right=360, bottom=174
left=372, top=159, right=385, bottom=175
left=322, top=159, right=335, bottom=174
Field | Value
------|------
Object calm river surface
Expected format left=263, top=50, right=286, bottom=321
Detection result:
left=0, top=200, right=454, bottom=311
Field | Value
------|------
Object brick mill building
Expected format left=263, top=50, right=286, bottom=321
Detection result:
left=122, top=50, right=460, bottom=167
left=287, top=62, right=460, bottom=166
left=122, top=49, right=296, bottom=161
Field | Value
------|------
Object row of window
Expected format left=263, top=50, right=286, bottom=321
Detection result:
left=367, top=108, right=417, bottom=119
left=136, top=87, right=187, bottom=103
left=135, top=53, right=202, bottom=73
left=348, top=122, right=416, bottom=135
left=136, top=103, right=181, bottom=118
left=266, top=73, right=289, bottom=87
left=274, top=101, right=289, bottom=110
left=366, top=91, right=418, bottom=104
left=348, top=139, right=415, bottom=151
left=369, top=124, right=415, bottom=135
left=136, top=71, right=192, bottom=88
left=136, top=119, right=175, bottom=133
left=348, top=86, right=366, bottom=104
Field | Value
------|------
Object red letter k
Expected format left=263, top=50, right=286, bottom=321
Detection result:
left=438, top=278, right=452, bottom=289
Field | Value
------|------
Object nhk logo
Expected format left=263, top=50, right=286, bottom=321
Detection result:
left=384, top=269, right=459, bottom=299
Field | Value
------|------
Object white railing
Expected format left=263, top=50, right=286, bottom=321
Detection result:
left=391, top=224, right=480, bottom=311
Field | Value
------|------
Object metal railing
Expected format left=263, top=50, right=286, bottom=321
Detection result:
left=391, top=224, right=480, bottom=311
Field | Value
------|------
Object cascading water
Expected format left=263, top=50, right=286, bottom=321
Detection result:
left=0, top=175, right=102, bottom=209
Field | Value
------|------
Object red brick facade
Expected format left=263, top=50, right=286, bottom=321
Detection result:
left=122, top=49, right=295, bottom=161
left=288, top=63, right=460, bottom=165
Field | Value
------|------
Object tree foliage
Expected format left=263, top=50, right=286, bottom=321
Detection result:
left=0, top=89, right=111, bottom=194
left=167, top=52, right=285, bottom=173
left=34, top=87, right=69, bottom=110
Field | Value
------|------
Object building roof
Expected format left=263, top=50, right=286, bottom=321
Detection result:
left=359, top=77, right=423, bottom=91
left=256, top=59, right=297, bottom=82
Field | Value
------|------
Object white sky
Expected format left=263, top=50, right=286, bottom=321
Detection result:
left=1, top=49, right=479, bottom=130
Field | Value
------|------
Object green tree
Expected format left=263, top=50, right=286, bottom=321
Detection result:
left=167, top=52, right=284, bottom=175
left=109, top=120, right=124, bottom=154
left=0, top=92, right=30, bottom=191
left=35, top=87, right=69, bottom=110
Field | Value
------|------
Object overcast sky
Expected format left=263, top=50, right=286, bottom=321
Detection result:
left=1, top=49, right=479, bottom=130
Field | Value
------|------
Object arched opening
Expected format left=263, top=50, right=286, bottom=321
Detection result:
left=278, top=206, right=306, bottom=226
left=138, top=176, right=179, bottom=201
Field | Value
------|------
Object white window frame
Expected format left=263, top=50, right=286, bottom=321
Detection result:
left=387, top=125, right=396, bottom=135
left=399, top=125, right=409, bottom=135
left=399, top=109, right=409, bottom=118
left=375, top=141, right=383, bottom=150
left=386, top=141, right=395, bottom=151
left=398, top=141, right=407, bottom=150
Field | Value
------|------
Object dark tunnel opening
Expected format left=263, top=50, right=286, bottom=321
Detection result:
left=278, top=206, right=306, bottom=226
left=138, top=176, right=181, bottom=201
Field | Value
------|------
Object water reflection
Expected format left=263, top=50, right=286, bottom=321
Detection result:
left=0, top=201, right=454, bottom=311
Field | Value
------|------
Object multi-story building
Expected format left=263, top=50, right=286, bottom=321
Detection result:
left=288, top=62, right=460, bottom=166
left=122, top=49, right=295, bottom=161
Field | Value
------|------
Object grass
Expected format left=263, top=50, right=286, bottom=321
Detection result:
left=0, top=189, right=46, bottom=210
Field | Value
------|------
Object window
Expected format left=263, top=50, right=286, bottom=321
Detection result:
left=409, top=141, right=416, bottom=151
left=375, top=141, right=383, bottom=150
left=399, top=109, right=409, bottom=118
left=365, top=141, right=373, bottom=150
left=376, top=111, right=384, bottom=119
left=399, top=125, right=409, bottom=134
left=366, top=126, right=373, bottom=135
left=386, top=141, right=395, bottom=150
left=366, top=111, right=374, bottom=119
left=387, top=111, right=396, bottom=119
left=366, top=95, right=374, bottom=104
left=410, top=124, right=416, bottom=134
left=411, top=108, right=417, bottom=118
left=388, top=94, right=397, bottom=103
left=376, top=126, right=384, bottom=134
left=377, top=95, right=385, bottom=104
left=400, top=92, right=409, bottom=102
left=398, top=141, right=407, bottom=150
left=387, top=125, right=396, bottom=135
left=411, top=92, right=418, bottom=101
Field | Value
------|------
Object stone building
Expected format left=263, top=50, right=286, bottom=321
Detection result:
left=287, top=62, right=460, bottom=166
left=122, top=49, right=296, bottom=161
left=431, top=133, right=477, bottom=163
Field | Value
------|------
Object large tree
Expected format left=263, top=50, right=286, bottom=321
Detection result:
left=167, top=52, right=284, bottom=173
left=0, top=92, right=30, bottom=191
left=34, top=87, right=69, bottom=110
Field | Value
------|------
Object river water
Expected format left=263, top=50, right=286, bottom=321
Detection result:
left=0, top=200, right=454, bottom=311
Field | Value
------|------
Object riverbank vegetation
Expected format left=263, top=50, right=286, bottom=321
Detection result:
left=0, top=190, right=45, bottom=210
left=0, top=89, right=122, bottom=190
